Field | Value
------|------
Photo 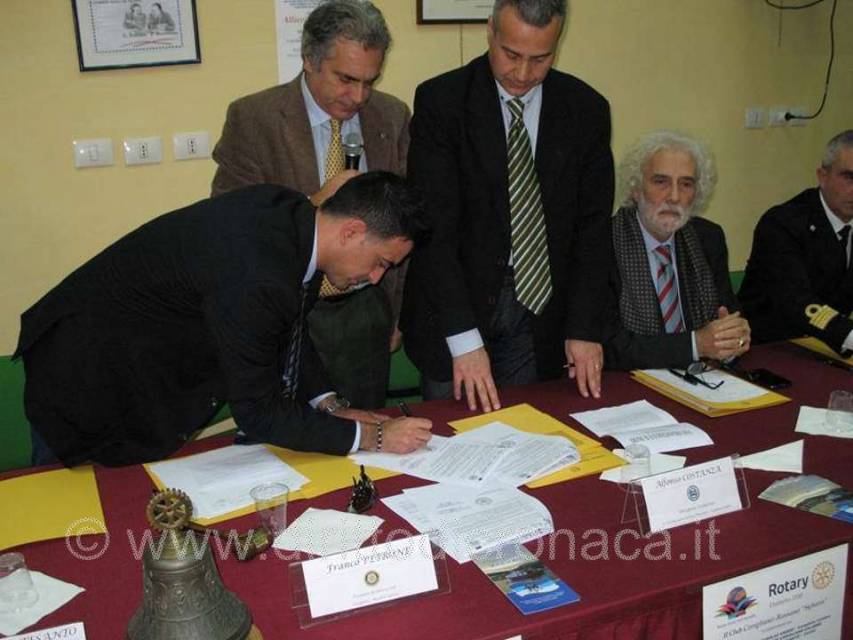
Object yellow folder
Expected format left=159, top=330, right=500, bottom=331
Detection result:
left=631, top=369, right=789, bottom=417
left=790, top=336, right=853, bottom=366
left=0, top=466, right=106, bottom=551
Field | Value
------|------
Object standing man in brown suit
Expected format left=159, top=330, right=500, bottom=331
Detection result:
left=212, top=0, right=410, bottom=410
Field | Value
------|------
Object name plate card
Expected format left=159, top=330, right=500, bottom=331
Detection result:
left=640, top=456, right=742, bottom=533
left=301, top=533, right=438, bottom=618
left=6, top=622, right=86, bottom=640
left=703, top=543, right=848, bottom=640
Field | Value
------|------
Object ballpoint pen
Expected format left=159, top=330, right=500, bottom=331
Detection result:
left=398, top=401, right=433, bottom=450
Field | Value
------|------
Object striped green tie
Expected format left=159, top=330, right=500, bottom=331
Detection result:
left=507, top=98, right=552, bottom=315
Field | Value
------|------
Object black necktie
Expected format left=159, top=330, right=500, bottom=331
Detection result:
left=839, top=225, right=851, bottom=269
left=281, top=286, right=308, bottom=398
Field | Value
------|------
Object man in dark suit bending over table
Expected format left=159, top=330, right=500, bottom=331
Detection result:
left=402, top=0, right=614, bottom=412
left=15, top=173, right=432, bottom=467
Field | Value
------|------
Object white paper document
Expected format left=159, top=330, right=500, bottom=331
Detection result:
left=703, top=543, right=848, bottom=640
left=273, top=507, right=383, bottom=557
left=599, top=449, right=687, bottom=484
left=738, top=440, right=803, bottom=473
left=795, top=405, right=853, bottom=439
left=301, top=533, right=438, bottom=618
left=640, top=456, right=742, bottom=533
left=383, top=485, right=553, bottom=564
left=570, top=400, right=712, bottom=453
left=453, top=422, right=580, bottom=484
left=147, top=445, right=309, bottom=519
left=352, top=423, right=579, bottom=487
left=351, top=435, right=505, bottom=486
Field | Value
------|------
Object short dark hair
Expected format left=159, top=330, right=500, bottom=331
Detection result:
left=492, top=0, right=567, bottom=29
left=302, top=1, right=391, bottom=70
left=321, top=172, right=431, bottom=248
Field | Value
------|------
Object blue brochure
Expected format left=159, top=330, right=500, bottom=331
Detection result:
left=473, top=544, right=580, bottom=615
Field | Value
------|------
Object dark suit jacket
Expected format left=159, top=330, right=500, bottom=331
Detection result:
left=739, top=188, right=853, bottom=353
left=14, top=186, right=357, bottom=466
left=401, top=54, right=614, bottom=381
left=603, top=215, right=739, bottom=370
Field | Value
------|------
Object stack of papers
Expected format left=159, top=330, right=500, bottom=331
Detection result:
left=145, top=444, right=309, bottom=524
left=351, top=422, right=579, bottom=487
left=383, top=485, right=553, bottom=564
left=632, top=368, right=789, bottom=417
left=449, top=404, right=624, bottom=487
left=570, top=400, right=713, bottom=453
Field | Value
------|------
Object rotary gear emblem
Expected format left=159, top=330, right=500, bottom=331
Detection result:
left=812, top=561, right=835, bottom=590
left=146, top=488, right=193, bottom=531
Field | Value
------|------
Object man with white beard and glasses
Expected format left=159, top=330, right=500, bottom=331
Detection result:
left=602, top=131, right=751, bottom=369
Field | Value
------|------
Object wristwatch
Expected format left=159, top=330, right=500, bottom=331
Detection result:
left=321, top=394, right=351, bottom=415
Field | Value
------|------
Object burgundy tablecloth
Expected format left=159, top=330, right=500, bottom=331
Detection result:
left=3, top=343, right=852, bottom=639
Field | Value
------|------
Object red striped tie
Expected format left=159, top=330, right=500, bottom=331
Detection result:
left=654, top=245, right=684, bottom=333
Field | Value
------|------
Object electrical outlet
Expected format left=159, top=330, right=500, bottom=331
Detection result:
left=173, top=131, right=211, bottom=160
left=123, top=137, right=163, bottom=165
left=787, top=106, right=809, bottom=127
left=769, top=107, right=789, bottom=127
left=72, top=138, right=114, bottom=168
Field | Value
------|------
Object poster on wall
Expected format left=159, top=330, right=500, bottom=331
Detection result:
left=276, top=0, right=323, bottom=84
left=71, top=0, right=200, bottom=71
left=417, top=0, right=491, bottom=24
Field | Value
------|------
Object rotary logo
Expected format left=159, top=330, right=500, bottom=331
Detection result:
left=716, top=586, right=757, bottom=619
left=812, top=561, right=835, bottom=590
left=364, top=570, right=380, bottom=587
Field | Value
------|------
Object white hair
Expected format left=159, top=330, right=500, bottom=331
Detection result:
left=618, top=130, right=717, bottom=214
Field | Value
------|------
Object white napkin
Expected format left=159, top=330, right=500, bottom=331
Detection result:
left=795, top=406, right=853, bottom=439
left=0, top=572, right=85, bottom=637
left=273, top=507, right=384, bottom=557
left=599, top=449, right=686, bottom=483
left=738, top=440, right=803, bottom=473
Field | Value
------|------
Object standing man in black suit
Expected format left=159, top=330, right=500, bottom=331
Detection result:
left=739, top=130, right=853, bottom=356
left=603, top=131, right=751, bottom=370
left=402, top=0, right=614, bottom=412
left=15, top=173, right=432, bottom=467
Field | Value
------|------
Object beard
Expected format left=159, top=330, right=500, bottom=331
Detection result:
left=637, top=194, right=692, bottom=240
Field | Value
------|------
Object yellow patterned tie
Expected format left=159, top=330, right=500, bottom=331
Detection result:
left=319, top=119, right=348, bottom=297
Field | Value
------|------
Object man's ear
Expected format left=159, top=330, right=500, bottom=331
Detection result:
left=339, top=218, right=367, bottom=244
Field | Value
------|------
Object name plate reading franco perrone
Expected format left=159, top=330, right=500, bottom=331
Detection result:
left=301, top=533, right=438, bottom=618
left=640, top=456, right=742, bottom=533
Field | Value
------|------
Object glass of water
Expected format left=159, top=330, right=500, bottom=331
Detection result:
left=0, top=552, right=39, bottom=613
left=826, top=390, right=853, bottom=434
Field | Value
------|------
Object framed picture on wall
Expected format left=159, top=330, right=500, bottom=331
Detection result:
left=417, top=0, right=490, bottom=24
left=71, top=0, right=201, bottom=71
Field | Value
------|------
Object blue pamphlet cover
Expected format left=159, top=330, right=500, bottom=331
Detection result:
left=473, top=544, right=580, bottom=615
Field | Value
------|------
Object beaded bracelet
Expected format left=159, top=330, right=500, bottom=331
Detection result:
left=376, top=423, right=383, bottom=452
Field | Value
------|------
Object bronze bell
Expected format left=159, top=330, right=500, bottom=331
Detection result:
left=127, top=489, right=255, bottom=640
